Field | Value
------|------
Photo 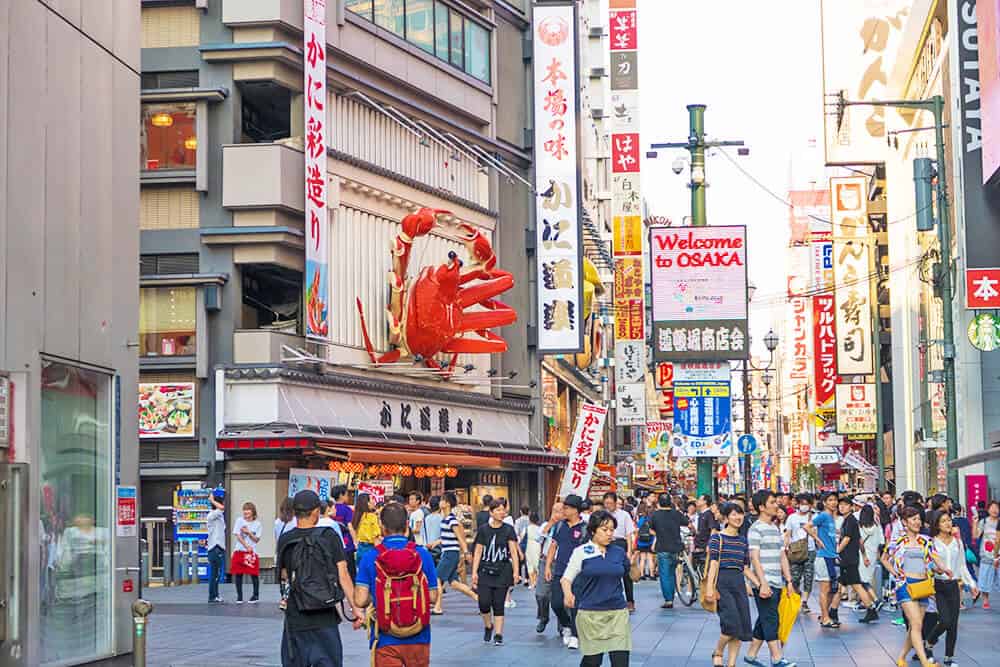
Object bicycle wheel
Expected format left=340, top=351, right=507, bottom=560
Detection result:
left=676, top=562, right=696, bottom=607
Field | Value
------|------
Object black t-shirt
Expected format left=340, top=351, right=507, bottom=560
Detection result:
left=276, top=527, right=347, bottom=631
left=840, top=513, right=862, bottom=566
left=475, top=522, right=517, bottom=586
left=650, top=509, right=689, bottom=553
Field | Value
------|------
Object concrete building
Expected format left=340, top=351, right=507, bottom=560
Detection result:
left=137, top=0, right=556, bottom=572
left=0, top=1, right=141, bottom=665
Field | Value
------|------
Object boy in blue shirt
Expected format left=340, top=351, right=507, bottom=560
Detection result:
left=805, top=492, right=840, bottom=628
left=355, top=502, right=439, bottom=666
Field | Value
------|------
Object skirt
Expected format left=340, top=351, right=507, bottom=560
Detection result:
left=526, top=541, right=542, bottom=574
left=230, top=550, right=260, bottom=576
left=576, top=608, right=632, bottom=657
left=716, top=568, right=752, bottom=641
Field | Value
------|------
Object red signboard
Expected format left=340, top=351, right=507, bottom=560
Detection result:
left=966, top=268, right=1000, bottom=308
left=612, top=133, right=640, bottom=173
left=609, top=10, right=637, bottom=51
left=656, top=362, right=674, bottom=388
left=813, top=294, right=837, bottom=408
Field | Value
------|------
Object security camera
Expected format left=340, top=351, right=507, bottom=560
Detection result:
left=671, top=157, right=686, bottom=175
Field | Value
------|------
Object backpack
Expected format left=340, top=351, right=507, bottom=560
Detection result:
left=283, top=528, right=345, bottom=612
left=374, top=541, right=430, bottom=639
left=637, top=517, right=652, bottom=543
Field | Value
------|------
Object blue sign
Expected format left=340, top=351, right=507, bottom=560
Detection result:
left=737, top=434, right=757, bottom=455
left=672, top=380, right=733, bottom=457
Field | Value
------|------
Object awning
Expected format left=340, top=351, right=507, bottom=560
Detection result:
left=315, top=444, right=501, bottom=469
left=948, top=446, right=1000, bottom=470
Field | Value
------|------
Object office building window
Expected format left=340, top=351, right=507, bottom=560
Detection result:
left=348, top=0, right=491, bottom=84
left=139, top=287, right=197, bottom=357
left=141, top=102, right=196, bottom=171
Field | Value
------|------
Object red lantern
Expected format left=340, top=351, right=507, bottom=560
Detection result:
left=415, top=468, right=424, bottom=479
left=402, top=465, right=412, bottom=476
left=447, top=467, right=458, bottom=478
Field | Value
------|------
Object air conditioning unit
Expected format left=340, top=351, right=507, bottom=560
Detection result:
left=589, top=67, right=607, bottom=78
left=589, top=27, right=605, bottom=38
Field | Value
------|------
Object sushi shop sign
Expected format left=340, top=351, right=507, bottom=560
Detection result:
left=139, top=383, right=196, bottom=438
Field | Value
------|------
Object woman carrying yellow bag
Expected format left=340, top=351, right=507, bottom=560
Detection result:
left=881, top=507, right=952, bottom=667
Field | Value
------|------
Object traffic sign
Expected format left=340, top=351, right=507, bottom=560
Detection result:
left=737, top=434, right=757, bottom=455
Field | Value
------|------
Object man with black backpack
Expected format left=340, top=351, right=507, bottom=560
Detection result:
left=276, top=490, right=364, bottom=667
left=355, top=502, right=438, bottom=667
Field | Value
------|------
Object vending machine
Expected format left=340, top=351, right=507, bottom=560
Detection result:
left=173, top=485, right=212, bottom=581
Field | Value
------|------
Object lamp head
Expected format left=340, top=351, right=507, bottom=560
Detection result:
left=764, top=329, right=779, bottom=352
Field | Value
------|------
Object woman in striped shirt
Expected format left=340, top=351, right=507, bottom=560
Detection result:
left=704, top=502, right=759, bottom=667
left=432, top=492, right=478, bottom=615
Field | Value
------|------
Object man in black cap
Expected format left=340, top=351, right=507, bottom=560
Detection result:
left=544, top=494, right=589, bottom=651
left=276, top=490, right=364, bottom=667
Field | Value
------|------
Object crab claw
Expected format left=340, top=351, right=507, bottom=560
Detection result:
left=401, top=207, right=452, bottom=242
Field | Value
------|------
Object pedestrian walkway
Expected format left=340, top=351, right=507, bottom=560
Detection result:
left=144, top=579, right=1000, bottom=666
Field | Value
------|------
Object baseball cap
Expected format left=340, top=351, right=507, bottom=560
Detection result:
left=292, top=489, right=321, bottom=513
left=211, top=486, right=226, bottom=500
left=563, top=494, right=585, bottom=510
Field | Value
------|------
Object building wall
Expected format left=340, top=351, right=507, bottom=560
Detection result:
left=1, top=1, right=140, bottom=664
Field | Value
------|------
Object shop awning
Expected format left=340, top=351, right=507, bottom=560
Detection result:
left=947, top=446, right=1000, bottom=470
left=315, top=444, right=501, bottom=469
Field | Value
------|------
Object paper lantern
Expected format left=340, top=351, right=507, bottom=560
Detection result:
left=401, top=466, right=412, bottom=476
left=150, top=112, right=174, bottom=127
left=184, top=136, right=197, bottom=151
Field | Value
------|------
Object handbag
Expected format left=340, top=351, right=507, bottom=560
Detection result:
left=906, top=576, right=936, bottom=601
left=787, top=537, right=809, bottom=564
left=478, top=561, right=505, bottom=578
left=966, top=546, right=978, bottom=564
left=699, top=534, right=722, bottom=613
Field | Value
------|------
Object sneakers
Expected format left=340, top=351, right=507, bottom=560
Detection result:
left=743, top=656, right=766, bottom=667
left=772, top=660, right=797, bottom=667
left=801, top=602, right=811, bottom=613
left=984, top=601, right=992, bottom=610
left=236, top=599, right=244, bottom=605
left=561, top=627, right=572, bottom=647
left=209, top=597, right=224, bottom=604
left=859, top=607, right=879, bottom=624
left=505, top=599, right=517, bottom=609
left=484, top=626, right=494, bottom=643
left=249, top=596, right=259, bottom=604
left=535, top=619, right=548, bottom=634
left=566, top=636, right=579, bottom=650
left=494, top=634, right=504, bottom=646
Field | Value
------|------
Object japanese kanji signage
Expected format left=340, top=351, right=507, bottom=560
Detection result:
left=966, top=268, right=1000, bottom=308
left=613, top=257, right=644, bottom=340
left=813, top=294, right=837, bottom=409
left=671, top=362, right=733, bottom=457
left=650, top=226, right=749, bottom=361
left=533, top=3, right=583, bottom=352
left=613, top=215, right=643, bottom=255
left=645, top=420, right=671, bottom=471
left=303, top=0, right=329, bottom=340
left=559, top=402, right=609, bottom=498
left=116, top=486, right=137, bottom=538
left=835, top=383, right=877, bottom=435
left=831, top=177, right=874, bottom=375
left=616, top=382, right=646, bottom=426
left=615, top=340, right=645, bottom=384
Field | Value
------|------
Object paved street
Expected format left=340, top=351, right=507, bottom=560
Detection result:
left=144, top=578, right=1000, bottom=666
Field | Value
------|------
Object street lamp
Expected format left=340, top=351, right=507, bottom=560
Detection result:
left=742, top=329, right=779, bottom=497
left=764, top=329, right=779, bottom=354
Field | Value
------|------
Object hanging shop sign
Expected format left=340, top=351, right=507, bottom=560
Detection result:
left=671, top=362, right=732, bottom=457
left=644, top=420, right=672, bottom=471
left=614, top=257, right=644, bottom=341
left=615, top=340, right=645, bottom=384
left=533, top=3, right=583, bottom=352
left=479, top=472, right=508, bottom=486
left=303, top=0, right=329, bottom=339
left=812, top=430, right=843, bottom=464
left=289, top=467, right=337, bottom=500
left=116, top=486, right=138, bottom=538
left=138, top=383, right=195, bottom=439
left=616, top=382, right=646, bottom=426
left=358, top=480, right=393, bottom=505
left=650, top=226, right=748, bottom=361
left=559, top=402, right=609, bottom=498
left=831, top=176, right=874, bottom=375
left=966, top=268, right=1000, bottom=308
left=655, top=362, right=674, bottom=388
left=968, top=312, right=1000, bottom=351
left=787, top=244, right=811, bottom=383
left=819, top=0, right=910, bottom=166
left=813, top=294, right=837, bottom=409
left=835, top=383, right=877, bottom=435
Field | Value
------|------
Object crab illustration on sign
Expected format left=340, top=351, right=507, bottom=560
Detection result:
left=356, top=207, right=516, bottom=375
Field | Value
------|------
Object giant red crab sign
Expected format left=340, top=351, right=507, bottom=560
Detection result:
left=356, top=207, right=516, bottom=375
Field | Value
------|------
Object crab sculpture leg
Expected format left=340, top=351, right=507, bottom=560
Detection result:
left=452, top=222, right=517, bottom=343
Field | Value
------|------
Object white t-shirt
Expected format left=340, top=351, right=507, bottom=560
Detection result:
left=785, top=511, right=816, bottom=551
left=232, top=517, right=262, bottom=553
left=409, top=509, right=426, bottom=545
left=274, top=517, right=295, bottom=542
left=317, top=515, right=344, bottom=539
left=611, top=508, right=635, bottom=540
left=503, top=515, right=515, bottom=527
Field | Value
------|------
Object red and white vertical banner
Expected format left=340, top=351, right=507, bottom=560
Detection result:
left=303, top=0, right=329, bottom=340
left=609, top=0, right=645, bottom=426
left=559, top=402, right=609, bottom=499
left=813, top=294, right=837, bottom=410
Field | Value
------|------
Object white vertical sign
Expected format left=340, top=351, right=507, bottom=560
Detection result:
left=304, top=0, right=329, bottom=339
left=559, top=402, right=609, bottom=498
left=533, top=5, right=582, bottom=352
left=830, top=176, right=874, bottom=375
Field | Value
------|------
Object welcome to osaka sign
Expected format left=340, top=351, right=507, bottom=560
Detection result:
left=650, top=226, right=749, bottom=361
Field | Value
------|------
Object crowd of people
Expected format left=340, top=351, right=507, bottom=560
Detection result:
left=200, top=484, right=1000, bottom=667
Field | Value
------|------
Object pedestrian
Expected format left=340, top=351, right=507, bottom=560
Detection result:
left=561, top=509, right=635, bottom=667
left=407, top=492, right=426, bottom=546
left=331, top=486, right=358, bottom=581
left=546, top=494, right=589, bottom=650
left=837, top=496, right=879, bottom=622
left=804, top=491, right=839, bottom=627
left=858, top=503, right=885, bottom=603
left=693, top=494, right=718, bottom=576
left=232, top=501, right=262, bottom=604
left=925, top=509, right=978, bottom=666
left=317, top=501, right=344, bottom=542
left=580, top=498, right=593, bottom=524
left=206, top=487, right=227, bottom=604
left=650, top=492, right=689, bottom=609
left=535, top=500, right=564, bottom=634
left=515, top=505, right=531, bottom=583
left=973, top=500, right=1000, bottom=609
left=472, top=498, right=520, bottom=646
left=602, top=492, right=637, bottom=613
left=430, top=492, right=478, bottom=615
left=704, top=502, right=756, bottom=667
left=743, top=490, right=797, bottom=667
left=354, top=501, right=437, bottom=667
left=422, top=495, right=443, bottom=566
left=881, top=505, right=951, bottom=667
left=475, top=494, right=494, bottom=534
left=275, top=497, right=296, bottom=543
left=525, top=511, right=543, bottom=589
left=276, top=490, right=364, bottom=667
left=353, top=493, right=381, bottom=566
left=634, top=505, right=655, bottom=580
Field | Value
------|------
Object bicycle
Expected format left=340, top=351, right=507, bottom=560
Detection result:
left=674, top=532, right=701, bottom=607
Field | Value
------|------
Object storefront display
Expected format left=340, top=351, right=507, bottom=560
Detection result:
left=173, top=486, right=211, bottom=581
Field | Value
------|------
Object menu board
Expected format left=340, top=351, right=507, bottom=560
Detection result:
left=139, top=383, right=195, bottom=439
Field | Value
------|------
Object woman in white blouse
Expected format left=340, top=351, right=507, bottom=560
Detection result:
left=925, top=510, right=978, bottom=666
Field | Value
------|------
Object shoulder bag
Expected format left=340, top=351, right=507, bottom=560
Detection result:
left=699, top=534, right=722, bottom=613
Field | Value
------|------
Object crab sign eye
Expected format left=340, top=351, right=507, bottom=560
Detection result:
left=448, top=251, right=458, bottom=260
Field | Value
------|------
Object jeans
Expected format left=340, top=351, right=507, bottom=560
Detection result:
left=751, top=587, right=781, bottom=642
left=550, top=574, right=577, bottom=636
left=207, top=546, right=225, bottom=601
left=657, top=552, right=678, bottom=603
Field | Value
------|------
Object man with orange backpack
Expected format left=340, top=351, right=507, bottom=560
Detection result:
left=354, top=502, right=439, bottom=667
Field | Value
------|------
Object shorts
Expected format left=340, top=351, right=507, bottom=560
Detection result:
left=815, top=556, right=840, bottom=592
left=437, top=550, right=460, bottom=584
left=896, top=577, right=931, bottom=606
left=978, top=559, right=1000, bottom=593
left=637, top=543, right=653, bottom=553
left=839, top=563, right=862, bottom=586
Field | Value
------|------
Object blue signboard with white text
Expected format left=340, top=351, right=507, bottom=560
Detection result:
left=672, top=379, right=732, bottom=457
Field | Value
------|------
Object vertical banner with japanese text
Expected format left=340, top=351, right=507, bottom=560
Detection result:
left=304, top=0, right=329, bottom=340
left=609, top=0, right=645, bottom=426
left=533, top=3, right=583, bottom=352
left=830, top=176, right=874, bottom=375
left=813, top=294, right=837, bottom=410
left=559, top=402, right=610, bottom=498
